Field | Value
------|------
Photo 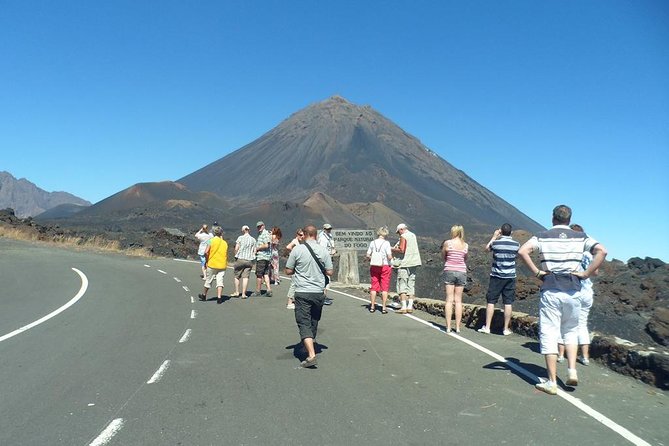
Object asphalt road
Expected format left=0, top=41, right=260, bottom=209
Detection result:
left=0, top=238, right=666, bottom=446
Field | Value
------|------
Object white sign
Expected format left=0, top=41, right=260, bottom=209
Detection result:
left=332, top=229, right=375, bottom=251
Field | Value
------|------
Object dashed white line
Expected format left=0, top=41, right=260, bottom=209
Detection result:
left=0, top=268, right=88, bottom=343
left=182, top=285, right=190, bottom=292
left=328, top=287, right=653, bottom=446
left=89, top=418, right=124, bottom=446
left=179, top=329, right=192, bottom=343
left=190, top=295, right=195, bottom=303
left=173, top=277, right=182, bottom=283
left=143, top=264, right=151, bottom=268
left=190, top=310, right=197, bottom=319
left=147, top=360, right=171, bottom=384
left=157, top=269, right=167, bottom=275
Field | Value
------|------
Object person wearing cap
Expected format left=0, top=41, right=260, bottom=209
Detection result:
left=232, top=225, right=256, bottom=298
left=198, top=226, right=228, bottom=304
left=391, top=223, right=422, bottom=314
left=253, top=221, right=273, bottom=297
left=318, top=223, right=336, bottom=305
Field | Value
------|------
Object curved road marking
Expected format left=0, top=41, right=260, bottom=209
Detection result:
left=0, top=267, right=88, bottom=343
left=328, top=286, right=652, bottom=446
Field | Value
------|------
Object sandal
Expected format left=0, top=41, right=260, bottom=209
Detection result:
left=369, top=307, right=376, bottom=313
left=381, top=308, right=388, bottom=314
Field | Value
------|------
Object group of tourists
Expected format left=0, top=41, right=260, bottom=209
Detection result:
left=195, top=221, right=283, bottom=302
left=364, top=205, right=606, bottom=396
left=194, top=204, right=607, bottom=386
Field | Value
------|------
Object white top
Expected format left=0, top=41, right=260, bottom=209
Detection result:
left=366, top=238, right=392, bottom=266
left=196, top=231, right=213, bottom=256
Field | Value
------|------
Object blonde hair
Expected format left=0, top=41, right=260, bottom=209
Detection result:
left=376, top=226, right=389, bottom=237
left=450, top=225, right=465, bottom=241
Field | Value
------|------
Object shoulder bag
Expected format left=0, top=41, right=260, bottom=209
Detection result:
left=303, top=242, right=331, bottom=287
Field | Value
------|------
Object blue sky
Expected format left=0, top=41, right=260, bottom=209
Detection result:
left=1, top=1, right=667, bottom=262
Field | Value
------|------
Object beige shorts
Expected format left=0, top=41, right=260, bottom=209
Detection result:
left=396, top=266, right=417, bottom=296
left=205, top=267, right=226, bottom=289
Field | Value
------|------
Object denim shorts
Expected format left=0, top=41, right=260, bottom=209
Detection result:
left=443, top=270, right=467, bottom=286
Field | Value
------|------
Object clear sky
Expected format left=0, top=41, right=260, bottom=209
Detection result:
left=1, top=1, right=668, bottom=262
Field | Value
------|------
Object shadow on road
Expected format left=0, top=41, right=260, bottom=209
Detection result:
left=285, top=342, right=329, bottom=361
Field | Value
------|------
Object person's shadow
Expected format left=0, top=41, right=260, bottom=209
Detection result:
left=202, top=295, right=232, bottom=304
left=285, top=342, right=329, bottom=361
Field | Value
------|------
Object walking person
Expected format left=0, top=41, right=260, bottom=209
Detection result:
left=195, top=224, right=213, bottom=279
left=557, top=223, right=597, bottom=365
left=478, top=224, right=520, bottom=335
left=253, top=221, right=273, bottom=297
left=232, top=225, right=256, bottom=298
left=270, top=227, right=283, bottom=285
left=392, top=223, right=422, bottom=314
left=365, top=226, right=393, bottom=314
left=318, top=223, right=337, bottom=305
left=285, top=228, right=305, bottom=309
left=199, top=226, right=228, bottom=304
left=442, top=225, right=468, bottom=332
left=285, top=225, right=333, bottom=368
left=518, top=205, right=607, bottom=395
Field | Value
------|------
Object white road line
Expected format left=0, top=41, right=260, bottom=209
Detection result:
left=173, top=277, right=182, bottom=283
left=157, top=269, right=167, bottom=274
left=179, top=329, right=192, bottom=343
left=190, top=310, right=197, bottom=319
left=147, top=360, right=171, bottom=384
left=0, top=268, right=89, bottom=343
left=328, top=286, right=652, bottom=446
left=182, top=286, right=190, bottom=292
left=174, top=258, right=199, bottom=264
left=143, top=264, right=151, bottom=268
left=190, top=296, right=195, bottom=303
left=89, top=418, right=124, bottom=446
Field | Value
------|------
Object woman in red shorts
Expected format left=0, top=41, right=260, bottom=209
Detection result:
left=366, top=226, right=393, bottom=313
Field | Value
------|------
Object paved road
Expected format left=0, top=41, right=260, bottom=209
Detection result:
left=0, top=239, right=666, bottom=445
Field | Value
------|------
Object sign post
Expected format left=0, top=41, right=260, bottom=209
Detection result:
left=331, top=229, right=375, bottom=285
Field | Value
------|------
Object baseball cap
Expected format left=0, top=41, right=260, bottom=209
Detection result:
left=396, top=223, right=407, bottom=233
left=256, top=221, right=264, bottom=227
left=323, top=223, right=333, bottom=229
left=241, top=225, right=250, bottom=231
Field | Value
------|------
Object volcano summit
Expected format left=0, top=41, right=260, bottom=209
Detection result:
left=180, top=96, right=542, bottom=236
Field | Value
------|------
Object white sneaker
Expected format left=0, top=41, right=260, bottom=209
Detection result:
left=535, top=380, right=557, bottom=395
left=477, top=326, right=490, bottom=334
left=502, top=329, right=513, bottom=336
left=566, top=369, right=579, bottom=386
left=578, top=356, right=590, bottom=366
left=556, top=355, right=565, bottom=363
left=286, top=303, right=295, bottom=310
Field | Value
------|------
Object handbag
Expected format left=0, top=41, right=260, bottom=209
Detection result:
left=391, top=257, right=403, bottom=268
left=303, top=242, right=331, bottom=287
left=369, top=240, right=385, bottom=266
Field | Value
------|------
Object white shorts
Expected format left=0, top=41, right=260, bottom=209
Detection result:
left=539, top=289, right=581, bottom=355
left=205, top=267, right=226, bottom=289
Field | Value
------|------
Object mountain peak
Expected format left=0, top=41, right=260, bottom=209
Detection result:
left=179, top=97, right=544, bottom=236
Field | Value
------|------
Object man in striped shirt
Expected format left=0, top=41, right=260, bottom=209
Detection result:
left=518, top=205, right=607, bottom=395
left=232, top=225, right=256, bottom=298
left=478, top=223, right=519, bottom=336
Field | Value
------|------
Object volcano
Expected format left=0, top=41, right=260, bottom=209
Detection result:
left=179, top=96, right=542, bottom=236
